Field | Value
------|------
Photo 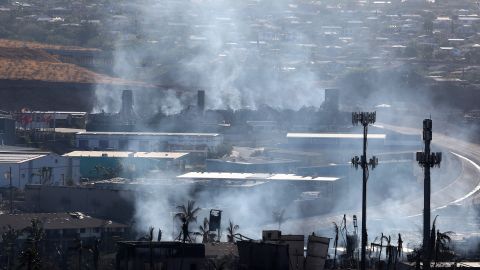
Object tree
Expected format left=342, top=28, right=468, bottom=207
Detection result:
left=226, top=220, right=239, bottom=243
left=18, top=219, right=44, bottom=270
left=1, top=225, right=19, bottom=270
left=272, top=209, right=286, bottom=230
left=175, top=200, right=201, bottom=243
left=332, top=222, right=339, bottom=269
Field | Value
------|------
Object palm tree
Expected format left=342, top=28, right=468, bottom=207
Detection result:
left=195, top=217, right=215, bottom=243
left=397, top=233, right=403, bottom=259
left=434, top=230, right=454, bottom=264
left=2, top=225, right=19, bottom=270
left=226, top=220, right=239, bottom=243
left=175, top=200, right=201, bottom=243
left=18, top=219, right=44, bottom=270
left=332, top=222, right=339, bottom=269
left=272, top=209, right=286, bottom=230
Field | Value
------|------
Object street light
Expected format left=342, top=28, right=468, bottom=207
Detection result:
left=351, top=111, right=378, bottom=270
left=4, top=167, right=12, bottom=214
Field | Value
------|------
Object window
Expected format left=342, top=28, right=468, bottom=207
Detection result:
left=80, top=228, right=86, bottom=233
left=119, top=140, right=129, bottom=150
left=79, top=140, right=89, bottom=149
left=138, top=141, right=149, bottom=151
left=99, top=140, right=109, bottom=149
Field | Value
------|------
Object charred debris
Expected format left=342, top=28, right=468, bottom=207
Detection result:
left=86, top=89, right=350, bottom=134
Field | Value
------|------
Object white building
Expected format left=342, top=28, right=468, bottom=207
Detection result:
left=75, top=131, right=223, bottom=152
left=0, top=147, right=80, bottom=189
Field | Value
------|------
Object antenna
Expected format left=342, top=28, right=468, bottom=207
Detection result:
left=351, top=111, right=378, bottom=270
left=416, top=119, right=442, bottom=270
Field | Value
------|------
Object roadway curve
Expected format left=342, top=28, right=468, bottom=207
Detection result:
left=278, top=123, right=480, bottom=238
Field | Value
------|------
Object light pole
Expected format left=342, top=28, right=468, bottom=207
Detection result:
left=416, top=119, right=442, bottom=270
left=4, top=167, right=12, bottom=214
left=351, top=112, right=378, bottom=270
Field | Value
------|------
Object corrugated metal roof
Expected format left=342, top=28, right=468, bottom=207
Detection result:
left=0, top=212, right=127, bottom=233
left=76, top=131, right=220, bottom=136
left=63, top=151, right=188, bottom=159
left=0, top=153, right=46, bottom=163
left=286, top=133, right=386, bottom=139
left=177, top=172, right=340, bottom=182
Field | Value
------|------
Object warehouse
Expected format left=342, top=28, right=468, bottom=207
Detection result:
left=0, top=146, right=79, bottom=189
left=63, top=151, right=190, bottom=179
left=75, top=131, right=223, bottom=152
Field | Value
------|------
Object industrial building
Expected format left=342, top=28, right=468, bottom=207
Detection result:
left=0, top=112, right=15, bottom=145
left=116, top=242, right=206, bottom=270
left=0, top=146, right=79, bottom=189
left=75, top=131, right=223, bottom=152
left=206, top=158, right=301, bottom=173
left=237, top=231, right=330, bottom=270
left=0, top=212, right=128, bottom=240
left=14, top=111, right=87, bottom=130
left=286, top=132, right=421, bottom=149
left=63, top=151, right=190, bottom=179
left=0, top=212, right=128, bottom=254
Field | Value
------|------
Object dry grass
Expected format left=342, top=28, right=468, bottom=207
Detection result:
left=0, top=39, right=100, bottom=52
left=0, top=58, right=145, bottom=85
left=0, top=39, right=150, bottom=86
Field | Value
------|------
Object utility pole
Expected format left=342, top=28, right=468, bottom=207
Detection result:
left=416, top=119, right=442, bottom=270
left=4, top=167, right=12, bottom=214
left=351, top=112, right=378, bottom=270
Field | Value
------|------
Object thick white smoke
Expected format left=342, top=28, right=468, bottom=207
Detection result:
left=96, top=0, right=327, bottom=114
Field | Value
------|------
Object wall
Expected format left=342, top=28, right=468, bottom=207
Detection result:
left=24, top=185, right=135, bottom=223
left=0, top=154, right=80, bottom=189
left=76, top=133, right=224, bottom=152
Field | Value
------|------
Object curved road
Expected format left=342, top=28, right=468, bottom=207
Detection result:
left=277, top=123, right=480, bottom=240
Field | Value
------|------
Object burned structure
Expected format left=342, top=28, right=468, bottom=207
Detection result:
left=87, top=88, right=351, bottom=135
left=87, top=90, right=137, bottom=131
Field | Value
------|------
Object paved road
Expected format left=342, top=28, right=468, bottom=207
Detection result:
left=274, top=123, right=480, bottom=240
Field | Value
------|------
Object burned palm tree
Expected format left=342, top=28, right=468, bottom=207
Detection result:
left=90, top=238, right=101, bottom=270
left=272, top=209, right=286, bottom=230
left=2, top=225, right=18, bottom=270
left=434, top=230, right=454, bottom=264
left=18, top=219, right=44, bottom=270
left=430, top=216, right=438, bottom=252
left=333, top=222, right=339, bottom=269
left=397, top=233, right=403, bottom=260
left=207, top=254, right=237, bottom=270
left=195, top=218, right=215, bottom=243
left=385, top=235, right=394, bottom=268
left=226, top=220, right=239, bottom=243
left=73, top=237, right=83, bottom=270
left=175, top=200, right=201, bottom=243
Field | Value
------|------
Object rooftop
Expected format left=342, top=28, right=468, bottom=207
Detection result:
left=76, top=131, right=221, bottom=137
left=177, top=172, right=340, bottom=182
left=0, top=153, right=46, bottom=164
left=64, top=151, right=189, bottom=159
left=0, top=212, right=127, bottom=233
left=286, top=133, right=386, bottom=139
